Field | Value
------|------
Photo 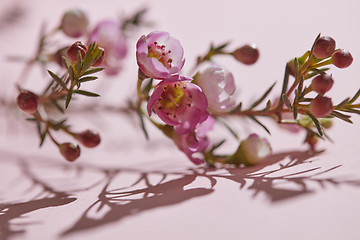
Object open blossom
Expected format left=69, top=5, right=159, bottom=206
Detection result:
left=136, top=31, right=185, bottom=79
left=196, top=64, right=236, bottom=112
left=175, top=116, right=215, bottom=164
left=88, top=20, right=127, bottom=75
left=147, top=75, right=209, bottom=134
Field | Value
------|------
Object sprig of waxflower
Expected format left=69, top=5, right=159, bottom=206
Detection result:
left=135, top=31, right=358, bottom=167
left=17, top=41, right=104, bottom=161
left=14, top=7, right=148, bottom=161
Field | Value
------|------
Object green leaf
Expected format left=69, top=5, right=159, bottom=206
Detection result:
left=217, top=117, right=239, bottom=139
left=73, top=89, right=100, bottom=97
left=210, top=139, right=226, bottom=152
left=331, top=110, right=352, bottom=123
left=61, top=56, right=69, bottom=70
left=250, top=82, right=276, bottom=109
left=137, top=110, right=149, bottom=140
left=282, top=93, right=292, bottom=110
left=336, top=98, right=350, bottom=108
left=348, top=88, right=360, bottom=105
left=310, top=33, right=321, bottom=52
left=230, top=102, right=242, bottom=113
left=248, top=116, right=271, bottom=135
left=306, top=68, right=330, bottom=79
left=47, top=70, right=68, bottom=90
left=82, top=67, right=105, bottom=76
left=342, top=108, right=360, bottom=115
left=68, top=65, right=75, bottom=82
left=262, top=100, right=272, bottom=112
left=42, top=80, right=54, bottom=95
left=281, top=64, right=290, bottom=95
left=306, top=112, right=324, bottom=136
left=293, top=105, right=298, bottom=119
left=65, top=88, right=73, bottom=109
left=78, top=76, right=98, bottom=83
left=50, top=99, right=64, bottom=113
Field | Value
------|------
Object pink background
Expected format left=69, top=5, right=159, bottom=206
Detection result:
left=1, top=0, right=360, bottom=239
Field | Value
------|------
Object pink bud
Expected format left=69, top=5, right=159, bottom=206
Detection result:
left=59, top=143, right=81, bottom=162
left=312, top=36, right=336, bottom=59
left=310, top=95, right=333, bottom=117
left=233, top=44, right=259, bottom=65
left=236, top=134, right=272, bottom=165
left=76, top=130, right=101, bottom=148
left=332, top=49, right=353, bottom=68
left=60, top=8, right=89, bottom=38
left=17, top=91, right=39, bottom=114
left=66, top=41, right=87, bottom=63
left=311, top=74, right=334, bottom=95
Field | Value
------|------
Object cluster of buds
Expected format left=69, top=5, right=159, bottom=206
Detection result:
left=16, top=40, right=104, bottom=161
left=136, top=31, right=271, bottom=166
left=135, top=31, right=359, bottom=167
left=15, top=7, right=148, bottom=162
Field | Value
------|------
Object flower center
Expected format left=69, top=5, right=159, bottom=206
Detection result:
left=148, top=42, right=173, bottom=69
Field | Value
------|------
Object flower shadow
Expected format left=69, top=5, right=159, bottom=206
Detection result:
left=1, top=149, right=360, bottom=239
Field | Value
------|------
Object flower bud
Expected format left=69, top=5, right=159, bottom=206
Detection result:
left=92, top=47, right=105, bottom=67
left=76, top=130, right=101, bottom=148
left=311, top=74, right=334, bottom=95
left=59, top=143, right=80, bottom=162
left=312, top=36, right=336, bottom=59
left=60, top=8, right=89, bottom=38
left=319, top=118, right=333, bottom=129
left=230, top=134, right=272, bottom=166
left=310, top=95, right=333, bottom=118
left=332, top=49, right=353, bottom=68
left=53, top=46, right=68, bottom=67
left=67, top=41, right=87, bottom=63
left=233, top=43, right=259, bottom=65
left=17, top=91, right=39, bottom=114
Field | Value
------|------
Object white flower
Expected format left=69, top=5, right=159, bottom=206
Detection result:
left=196, top=64, right=236, bottom=112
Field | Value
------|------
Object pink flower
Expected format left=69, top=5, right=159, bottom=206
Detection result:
left=175, top=116, right=215, bottom=164
left=147, top=75, right=209, bottom=134
left=196, top=64, right=236, bottom=112
left=136, top=31, right=185, bottom=79
left=88, top=20, right=127, bottom=76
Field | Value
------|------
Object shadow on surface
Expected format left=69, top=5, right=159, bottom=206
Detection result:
left=1, top=149, right=360, bottom=239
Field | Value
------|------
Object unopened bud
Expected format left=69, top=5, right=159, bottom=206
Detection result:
left=233, top=44, right=259, bottom=65
left=60, top=8, right=89, bottom=38
left=230, top=134, right=272, bottom=166
left=17, top=91, right=39, bottom=114
left=59, top=143, right=81, bottom=162
left=312, top=36, right=336, bottom=59
left=311, top=74, right=334, bottom=95
left=332, top=49, right=353, bottom=68
left=76, top=130, right=101, bottom=148
left=310, top=95, right=333, bottom=118
left=67, top=41, right=87, bottom=63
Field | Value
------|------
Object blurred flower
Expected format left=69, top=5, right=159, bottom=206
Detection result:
left=60, top=8, right=89, bottom=38
left=175, top=116, right=215, bottom=164
left=196, top=64, right=236, bottom=112
left=88, top=20, right=127, bottom=75
left=136, top=31, right=185, bottom=79
left=147, top=75, right=208, bottom=134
